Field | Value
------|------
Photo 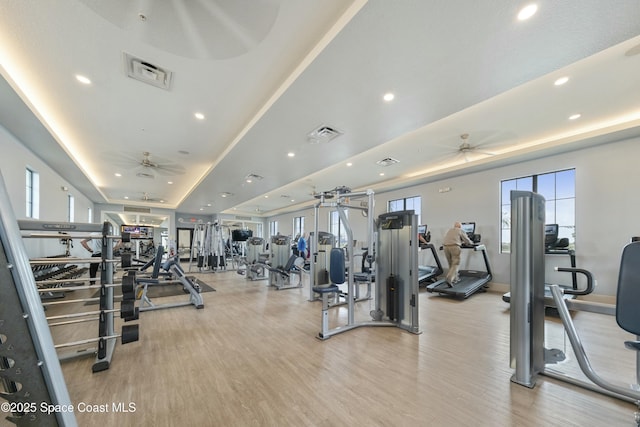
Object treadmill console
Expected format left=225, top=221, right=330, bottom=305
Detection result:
left=545, top=224, right=569, bottom=251
left=418, top=224, right=431, bottom=247
left=461, top=222, right=481, bottom=244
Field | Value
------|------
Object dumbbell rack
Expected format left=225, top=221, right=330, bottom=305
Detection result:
left=19, top=220, right=139, bottom=373
left=0, top=173, right=77, bottom=426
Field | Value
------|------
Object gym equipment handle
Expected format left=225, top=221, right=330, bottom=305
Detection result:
left=556, top=267, right=594, bottom=295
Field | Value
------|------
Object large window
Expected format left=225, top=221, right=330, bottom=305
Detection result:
left=26, top=168, right=39, bottom=219
left=269, top=221, right=278, bottom=238
left=501, top=169, right=575, bottom=253
left=329, top=210, right=349, bottom=247
left=293, top=216, right=305, bottom=238
left=388, top=195, right=421, bottom=224
left=68, top=194, right=75, bottom=222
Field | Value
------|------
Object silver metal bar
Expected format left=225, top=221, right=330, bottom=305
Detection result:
left=48, top=317, right=100, bottom=327
left=0, top=173, right=77, bottom=426
left=42, top=297, right=101, bottom=306
left=30, top=257, right=118, bottom=264
left=21, top=233, right=121, bottom=239
left=309, top=202, right=320, bottom=300
left=337, top=204, right=355, bottom=326
left=54, top=335, right=119, bottom=349
left=543, top=368, right=638, bottom=404
left=18, top=219, right=104, bottom=233
left=564, top=298, right=616, bottom=316
left=46, top=309, right=120, bottom=321
left=549, top=284, right=640, bottom=402
left=37, top=283, right=118, bottom=292
left=36, top=277, right=101, bottom=285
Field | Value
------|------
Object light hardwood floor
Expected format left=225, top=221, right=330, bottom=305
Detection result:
left=36, top=271, right=639, bottom=427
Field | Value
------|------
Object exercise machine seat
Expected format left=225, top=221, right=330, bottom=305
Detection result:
left=269, top=254, right=298, bottom=277
left=615, top=242, right=640, bottom=349
left=329, top=248, right=345, bottom=285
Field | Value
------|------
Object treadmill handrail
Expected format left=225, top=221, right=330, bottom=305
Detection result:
left=554, top=267, right=594, bottom=295
left=548, top=284, right=640, bottom=402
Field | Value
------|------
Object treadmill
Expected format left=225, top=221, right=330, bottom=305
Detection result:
left=502, top=223, right=578, bottom=305
left=426, top=222, right=492, bottom=299
left=417, top=225, right=444, bottom=286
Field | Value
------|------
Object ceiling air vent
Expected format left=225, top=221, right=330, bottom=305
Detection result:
left=376, top=157, right=400, bottom=166
left=136, top=172, right=154, bottom=179
left=124, top=206, right=151, bottom=214
left=124, top=52, right=173, bottom=90
left=307, top=125, right=343, bottom=144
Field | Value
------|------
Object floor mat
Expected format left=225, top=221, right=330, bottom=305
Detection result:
left=86, top=277, right=215, bottom=305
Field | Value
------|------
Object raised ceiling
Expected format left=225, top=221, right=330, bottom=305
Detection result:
left=1, top=0, right=639, bottom=217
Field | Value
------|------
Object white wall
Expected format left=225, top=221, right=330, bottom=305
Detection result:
left=4, top=116, right=639, bottom=296
left=268, top=135, right=640, bottom=297
left=1, top=124, right=94, bottom=258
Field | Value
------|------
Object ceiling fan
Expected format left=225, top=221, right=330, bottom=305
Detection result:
left=431, top=131, right=513, bottom=165
left=139, top=192, right=165, bottom=203
left=106, top=151, right=186, bottom=177
left=455, top=133, right=496, bottom=162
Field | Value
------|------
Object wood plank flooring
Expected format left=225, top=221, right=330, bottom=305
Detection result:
left=33, top=271, right=639, bottom=427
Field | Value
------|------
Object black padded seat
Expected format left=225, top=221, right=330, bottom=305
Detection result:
left=616, top=242, right=640, bottom=350
left=268, top=254, right=298, bottom=277
left=313, top=284, right=339, bottom=294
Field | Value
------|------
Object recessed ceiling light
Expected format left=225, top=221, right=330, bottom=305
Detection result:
left=194, top=112, right=205, bottom=120
left=124, top=196, right=129, bottom=199
left=569, top=113, right=581, bottom=120
left=160, top=200, right=165, bottom=203
left=75, top=74, right=91, bottom=85
left=383, top=92, right=395, bottom=102
left=287, top=152, right=295, bottom=157
left=379, top=172, right=385, bottom=176
left=207, top=203, right=212, bottom=207
left=246, top=179, right=252, bottom=183
left=517, top=4, right=537, bottom=21
left=554, top=76, right=569, bottom=86
left=290, top=199, right=295, bottom=203
left=167, top=181, right=173, bottom=184
left=115, top=173, right=122, bottom=177
left=264, top=195, right=269, bottom=198
left=199, top=207, right=204, bottom=211
left=346, top=162, right=353, bottom=167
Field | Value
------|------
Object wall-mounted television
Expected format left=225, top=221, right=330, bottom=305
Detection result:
left=121, top=225, right=154, bottom=239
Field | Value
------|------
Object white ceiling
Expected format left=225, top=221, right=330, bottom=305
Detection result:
left=1, top=0, right=639, bottom=218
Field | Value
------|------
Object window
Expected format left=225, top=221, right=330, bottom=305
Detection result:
left=269, top=221, right=278, bottom=238
left=388, top=195, right=421, bottom=224
left=501, top=169, right=575, bottom=253
left=68, top=194, right=75, bottom=222
left=26, top=168, right=39, bottom=219
left=293, top=216, right=305, bottom=238
left=329, top=210, right=349, bottom=247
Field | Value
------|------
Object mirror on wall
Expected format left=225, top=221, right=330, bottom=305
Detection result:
left=102, top=212, right=170, bottom=259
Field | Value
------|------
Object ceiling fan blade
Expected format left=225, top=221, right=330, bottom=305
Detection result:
left=102, top=152, right=142, bottom=168
left=153, top=164, right=186, bottom=176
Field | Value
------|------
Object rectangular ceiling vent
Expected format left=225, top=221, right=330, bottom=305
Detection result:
left=124, top=206, right=151, bottom=214
left=307, top=124, right=343, bottom=144
left=123, top=52, right=173, bottom=90
left=376, top=157, right=400, bottom=166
